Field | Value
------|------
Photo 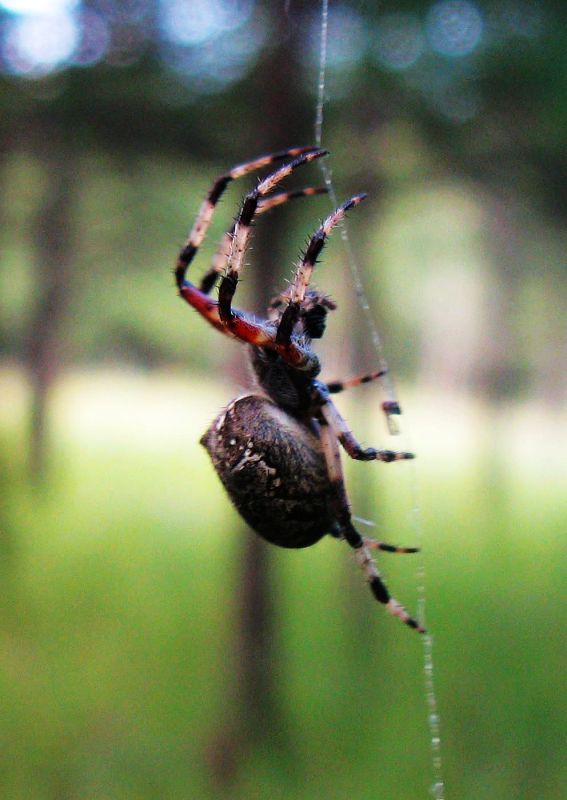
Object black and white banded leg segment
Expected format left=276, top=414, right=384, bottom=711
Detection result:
left=175, top=145, right=322, bottom=290
left=199, top=187, right=328, bottom=296
left=317, top=411, right=425, bottom=633
left=275, top=194, right=366, bottom=349
left=218, top=149, right=328, bottom=323
left=320, top=389, right=415, bottom=464
left=326, top=369, right=387, bottom=394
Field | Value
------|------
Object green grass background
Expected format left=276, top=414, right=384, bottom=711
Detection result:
left=0, top=368, right=565, bottom=800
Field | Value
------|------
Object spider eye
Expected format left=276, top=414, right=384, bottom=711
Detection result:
left=303, top=304, right=328, bottom=339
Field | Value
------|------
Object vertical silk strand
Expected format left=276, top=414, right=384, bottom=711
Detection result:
left=314, top=3, right=446, bottom=797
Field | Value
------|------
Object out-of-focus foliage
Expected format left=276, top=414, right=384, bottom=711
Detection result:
left=1, top=0, right=566, bottom=398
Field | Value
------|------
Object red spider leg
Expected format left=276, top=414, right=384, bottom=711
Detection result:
left=326, top=369, right=388, bottom=394
left=179, top=276, right=320, bottom=363
left=199, top=187, right=328, bottom=296
left=319, top=394, right=415, bottom=463
left=179, top=285, right=320, bottom=375
left=217, top=149, right=328, bottom=324
left=178, top=285, right=276, bottom=346
left=175, top=145, right=322, bottom=290
left=275, top=195, right=366, bottom=362
left=317, top=417, right=424, bottom=633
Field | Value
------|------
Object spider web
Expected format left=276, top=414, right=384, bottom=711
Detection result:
left=314, top=2, right=445, bottom=798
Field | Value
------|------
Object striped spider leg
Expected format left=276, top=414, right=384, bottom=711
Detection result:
left=316, top=399, right=424, bottom=633
left=180, top=147, right=423, bottom=632
left=176, top=147, right=329, bottom=363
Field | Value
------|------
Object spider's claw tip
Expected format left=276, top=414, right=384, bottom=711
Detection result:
left=407, top=617, right=427, bottom=634
left=340, top=194, right=368, bottom=215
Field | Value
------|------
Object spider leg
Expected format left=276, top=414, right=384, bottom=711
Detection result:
left=327, top=369, right=388, bottom=394
left=199, top=187, right=328, bottom=296
left=177, top=282, right=320, bottom=365
left=177, top=148, right=326, bottom=349
left=363, top=537, right=419, bottom=554
left=275, top=195, right=366, bottom=353
left=327, top=372, right=404, bottom=435
left=319, top=391, right=415, bottom=463
left=217, top=149, right=328, bottom=324
left=177, top=285, right=276, bottom=346
left=175, top=145, right=321, bottom=290
left=258, top=186, right=329, bottom=214
left=317, top=419, right=424, bottom=633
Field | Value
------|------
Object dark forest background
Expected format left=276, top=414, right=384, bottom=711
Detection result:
left=0, top=1, right=566, bottom=798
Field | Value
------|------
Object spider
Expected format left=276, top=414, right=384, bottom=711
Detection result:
left=175, top=146, right=424, bottom=633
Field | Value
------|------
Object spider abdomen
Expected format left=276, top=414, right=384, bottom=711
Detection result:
left=200, top=394, right=335, bottom=548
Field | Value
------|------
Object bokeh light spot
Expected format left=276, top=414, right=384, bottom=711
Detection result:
left=373, top=13, right=425, bottom=71
left=71, top=10, right=110, bottom=68
left=160, top=0, right=254, bottom=46
left=161, top=9, right=266, bottom=96
left=427, top=0, right=483, bottom=57
left=0, top=0, right=77, bottom=13
left=324, top=6, right=367, bottom=68
left=3, top=11, right=79, bottom=76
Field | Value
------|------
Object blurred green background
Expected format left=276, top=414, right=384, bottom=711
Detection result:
left=0, top=1, right=566, bottom=798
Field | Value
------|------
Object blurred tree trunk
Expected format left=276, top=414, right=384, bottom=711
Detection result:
left=25, top=124, right=75, bottom=483
left=207, top=0, right=312, bottom=787
left=238, top=0, right=319, bottom=738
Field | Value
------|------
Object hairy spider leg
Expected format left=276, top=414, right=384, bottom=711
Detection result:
left=178, top=266, right=320, bottom=359
left=259, top=186, right=328, bottom=213
left=178, top=149, right=331, bottom=363
left=275, top=195, right=367, bottom=354
left=317, top=418, right=425, bottom=633
left=200, top=187, right=328, bottom=295
left=175, top=145, right=321, bottom=290
left=326, top=369, right=388, bottom=394
left=320, top=389, right=414, bottom=463
left=178, top=151, right=377, bottom=376
left=217, top=149, right=328, bottom=323
left=267, top=291, right=336, bottom=320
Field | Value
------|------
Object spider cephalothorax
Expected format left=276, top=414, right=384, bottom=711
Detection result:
left=175, top=146, right=424, bottom=633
